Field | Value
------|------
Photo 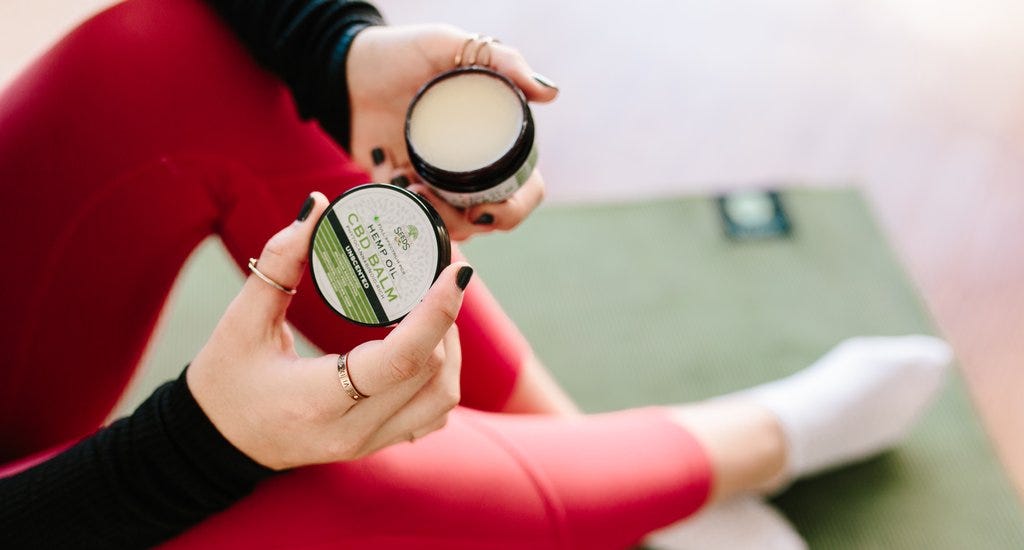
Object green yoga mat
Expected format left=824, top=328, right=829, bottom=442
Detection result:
left=459, top=189, right=1024, bottom=549
left=121, top=189, right=1022, bottom=548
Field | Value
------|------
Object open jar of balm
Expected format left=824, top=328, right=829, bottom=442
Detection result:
left=405, top=67, right=537, bottom=207
left=309, top=184, right=451, bottom=327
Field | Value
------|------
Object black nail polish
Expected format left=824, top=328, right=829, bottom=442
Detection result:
left=456, top=266, right=474, bottom=290
left=371, top=147, right=385, bottom=166
left=532, top=72, right=559, bottom=90
left=296, top=195, right=315, bottom=222
left=473, top=213, right=494, bottom=225
left=391, top=175, right=410, bottom=188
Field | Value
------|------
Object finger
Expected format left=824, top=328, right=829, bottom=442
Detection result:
left=381, top=262, right=471, bottom=383
left=412, top=414, right=450, bottom=441
left=464, top=169, right=546, bottom=232
left=438, top=324, right=462, bottom=394
left=300, top=262, right=468, bottom=415
left=407, top=183, right=478, bottom=241
left=368, top=146, right=393, bottom=183
left=239, top=192, right=329, bottom=320
left=381, top=412, right=450, bottom=453
left=357, top=326, right=462, bottom=451
left=284, top=336, right=438, bottom=424
left=281, top=342, right=414, bottom=426
left=282, top=324, right=462, bottom=459
left=488, top=43, right=559, bottom=103
left=368, top=146, right=416, bottom=190
left=442, top=323, right=462, bottom=376
left=387, top=170, right=414, bottom=190
left=357, top=369, right=456, bottom=451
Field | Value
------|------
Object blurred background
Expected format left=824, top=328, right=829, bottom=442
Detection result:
left=3, top=0, right=1023, bottom=501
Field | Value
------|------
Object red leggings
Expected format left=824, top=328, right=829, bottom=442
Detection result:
left=0, top=1, right=711, bottom=547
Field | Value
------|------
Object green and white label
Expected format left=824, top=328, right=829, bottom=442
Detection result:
left=311, top=187, right=440, bottom=325
left=429, top=142, right=538, bottom=208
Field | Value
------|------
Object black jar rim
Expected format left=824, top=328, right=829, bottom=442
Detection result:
left=308, top=184, right=452, bottom=328
left=405, top=67, right=535, bottom=194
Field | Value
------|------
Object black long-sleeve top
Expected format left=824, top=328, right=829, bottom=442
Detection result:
left=204, top=0, right=384, bottom=150
left=0, top=372, right=272, bottom=548
left=0, top=2, right=383, bottom=548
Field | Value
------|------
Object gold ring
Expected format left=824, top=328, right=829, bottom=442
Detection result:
left=467, top=35, right=494, bottom=66
left=247, top=258, right=297, bottom=295
left=337, top=354, right=369, bottom=401
left=454, top=34, right=478, bottom=66
left=454, top=34, right=496, bottom=67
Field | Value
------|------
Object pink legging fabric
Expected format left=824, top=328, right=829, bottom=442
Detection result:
left=0, top=1, right=712, bottom=547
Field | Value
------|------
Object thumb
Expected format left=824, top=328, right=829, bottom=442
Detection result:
left=489, top=44, right=559, bottom=103
left=239, top=192, right=329, bottom=321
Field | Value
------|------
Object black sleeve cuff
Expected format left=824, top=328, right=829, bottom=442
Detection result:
left=0, top=369, right=275, bottom=548
left=166, top=369, right=276, bottom=494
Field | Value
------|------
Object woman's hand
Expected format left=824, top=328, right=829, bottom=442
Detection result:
left=346, top=24, right=558, bottom=241
left=187, top=192, right=472, bottom=470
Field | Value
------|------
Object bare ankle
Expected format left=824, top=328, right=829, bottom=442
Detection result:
left=670, top=400, right=788, bottom=502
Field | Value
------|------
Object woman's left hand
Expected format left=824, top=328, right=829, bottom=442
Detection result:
left=187, top=193, right=470, bottom=470
left=346, top=24, right=558, bottom=241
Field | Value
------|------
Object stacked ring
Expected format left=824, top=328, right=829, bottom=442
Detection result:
left=454, top=33, right=497, bottom=68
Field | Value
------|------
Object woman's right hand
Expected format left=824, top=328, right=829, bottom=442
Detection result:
left=186, top=192, right=471, bottom=470
left=348, top=24, right=557, bottom=241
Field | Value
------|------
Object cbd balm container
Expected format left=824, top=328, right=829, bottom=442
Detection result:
left=309, top=184, right=451, bottom=327
left=405, top=67, right=537, bottom=207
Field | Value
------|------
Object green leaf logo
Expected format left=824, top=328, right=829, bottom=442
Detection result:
left=407, top=225, right=420, bottom=242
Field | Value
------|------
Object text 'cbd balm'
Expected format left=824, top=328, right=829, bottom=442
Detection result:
left=309, top=184, right=451, bottom=327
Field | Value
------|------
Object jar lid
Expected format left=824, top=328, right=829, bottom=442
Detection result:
left=308, top=184, right=451, bottom=327
left=405, top=67, right=534, bottom=194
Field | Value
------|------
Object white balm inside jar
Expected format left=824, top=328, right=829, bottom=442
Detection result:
left=406, top=67, right=537, bottom=207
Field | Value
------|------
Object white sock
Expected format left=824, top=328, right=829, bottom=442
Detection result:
left=740, top=335, right=952, bottom=480
left=645, top=496, right=807, bottom=550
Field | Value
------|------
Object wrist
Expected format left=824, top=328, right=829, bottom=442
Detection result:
left=174, top=367, right=277, bottom=479
left=184, top=362, right=284, bottom=472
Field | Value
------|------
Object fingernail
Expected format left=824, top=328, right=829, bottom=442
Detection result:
left=456, top=266, right=474, bottom=290
left=296, top=195, right=315, bottom=222
left=532, top=72, right=559, bottom=90
left=371, top=147, right=385, bottom=166
left=391, top=175, right=410, bottom=188
left=473, top=213, right=494, bottom=225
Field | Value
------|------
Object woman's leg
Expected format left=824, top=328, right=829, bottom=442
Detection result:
left=159, top=336, right=951, bottom=549
left=0, top=0, right=340, bottom=457
left=6, top=334, right=949, bottom=548
left=0, top=0, right=538, bottom=460
left=450, top=276, right=580, bottom=415
left=161, top=407, right=715, bottom=550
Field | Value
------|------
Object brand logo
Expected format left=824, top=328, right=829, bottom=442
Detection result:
left=394, top=225, right=420, bottom=251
